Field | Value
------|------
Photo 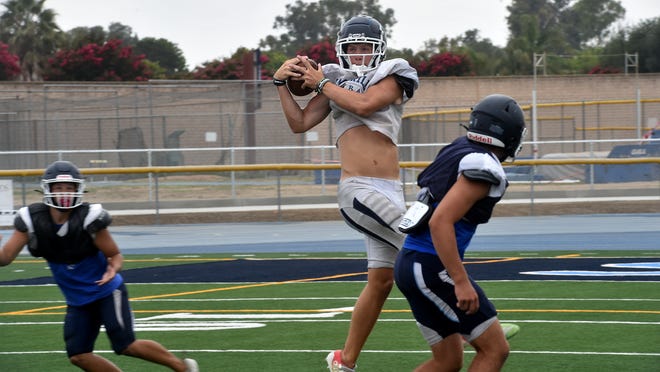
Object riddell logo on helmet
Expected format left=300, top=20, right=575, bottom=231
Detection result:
left=467, top=132, right=493, bottom=144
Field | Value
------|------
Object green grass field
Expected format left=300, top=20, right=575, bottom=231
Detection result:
left=1, top=251, right=659, bottom=371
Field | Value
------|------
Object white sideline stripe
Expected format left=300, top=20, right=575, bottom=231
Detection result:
left=492, top=298, right=660, bottom=301
left=499, top=195, right=660, bottom=204
left=499, top=319, right=660, bottom=325
left=3, top=319, right=660, bottom=326
left=107, top=195, right=660, bottom=216
left=1, top=349, right=658, bottom=357
left=109, top=204, right=340, bottom=216
left=7, top=280, right=659, bottom=286
left=3, top=296, right=659, bottom=304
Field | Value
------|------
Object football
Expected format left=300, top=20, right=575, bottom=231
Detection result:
left=287, top=59, right=318, bottom=96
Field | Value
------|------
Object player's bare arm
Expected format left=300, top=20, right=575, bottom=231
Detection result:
left=94, top=228, right=123, bottom=285
left=297, top=58, right=404, bottom=117
left=319, top=75, right=403, bottom=117
left=279, top=90, right=332, bottom=133
left=430, top=176, right=489, bottom=314
left=274, top=57, right=332, bottom=133
left=0, top=231, right=28, bottom=266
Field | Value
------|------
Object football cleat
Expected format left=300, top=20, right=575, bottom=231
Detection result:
left=184, top=358, right=199, bottom=372
left=501, top=323, right=521, bottom=340
left=326, top=350, right=355, bottom=372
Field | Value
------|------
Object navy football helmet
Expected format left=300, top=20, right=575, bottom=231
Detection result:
left=466, top=94, right=527, bottom=161
left=41, top=161, right=85, bottom=209
left=336, top=14, right=386, bottom=75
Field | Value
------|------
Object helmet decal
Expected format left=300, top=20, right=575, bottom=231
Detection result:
left=466, top=131, right=506, bottom=148
left=466, top=94, right=527, bottom=161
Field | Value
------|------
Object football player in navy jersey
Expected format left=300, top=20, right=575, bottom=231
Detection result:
left=0, top=161, right=198, bottom=372
left=394, top=94, right=526, bottom=372
left=274, top=14, right=419, bottom=372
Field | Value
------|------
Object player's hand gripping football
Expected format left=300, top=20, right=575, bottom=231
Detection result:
left=273, top=56, right=324, bottom=96
left=295, top=55, right=324, bottom=91
left=273, top=56, right=306, bottom=81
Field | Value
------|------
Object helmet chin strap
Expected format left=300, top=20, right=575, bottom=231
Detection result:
left=351, top=64, right=370, bottom=76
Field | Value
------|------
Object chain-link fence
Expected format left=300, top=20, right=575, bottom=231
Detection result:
left=2, top=75, right=658, bottom=168
left=1, top=76, right=658, bottom=210
left=0, top=81, right=334, bottom=170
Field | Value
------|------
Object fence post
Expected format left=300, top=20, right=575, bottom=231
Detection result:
left=277, top=170, right=282, bottom=222
left=154, top=172, right=161, bottom=225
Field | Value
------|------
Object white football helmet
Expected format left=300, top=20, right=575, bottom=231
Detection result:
left=336, top=14, right=386, bottom=76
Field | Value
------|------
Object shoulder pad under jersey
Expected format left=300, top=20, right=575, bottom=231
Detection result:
left=14, top=207, right=31, bottom=233
left=84, top=204, right=112, bottom=234
left=462, top=169, right=501, bottom=185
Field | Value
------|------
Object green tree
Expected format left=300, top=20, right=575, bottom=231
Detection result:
left=61, top=26, right=107, bottom=50
left=107, top=22, right=137, bottom=46
left=562, top=0, right=624, bottom=49
left=0, top=0, right=60, bottom=81
left=261, top=49, right=287, bottom=79
left=142, top=59, right=167, bottom=79
left=260, top=0, right=396, bottom=56
left=386, top=47, right=417, bottom=63
left=507, top=0, right=572, bottom=56
left=134, top=37, right=187, bottom=75
left=504, top=0, right=624, bottom=75
left=456, top=30, right=504, bottom=76
left=626, top=17, right=660, bottom=73
left=601, top=17, right=660, bottom=73
left=416, top=30, right=505, bottom=76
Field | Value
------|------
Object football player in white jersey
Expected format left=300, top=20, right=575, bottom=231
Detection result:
left=274, top=14, right=419, bottom=372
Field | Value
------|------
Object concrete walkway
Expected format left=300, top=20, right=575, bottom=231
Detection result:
left=105, top=213, right=660, bottom=254
left=3, top=213, right=658, bottom=255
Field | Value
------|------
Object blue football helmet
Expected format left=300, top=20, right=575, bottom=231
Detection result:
left=41, top=161, right=85, bottom=209
left=466, top=94, right=527, bottom=161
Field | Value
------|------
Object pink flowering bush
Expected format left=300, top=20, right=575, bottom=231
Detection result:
left=192, top=49, right=270, bottom=80
left=588, top=65, right=622, bottom=74
left=416, top=52, right=472, bottom=76
left=44, top=39, right=152, bottom=81
left=0, top=42, right=20, bottom=80
left=298, top=38, right=337, bottom=65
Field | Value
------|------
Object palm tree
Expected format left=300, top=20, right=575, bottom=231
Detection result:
left=0, top=0, right=60, bottom=81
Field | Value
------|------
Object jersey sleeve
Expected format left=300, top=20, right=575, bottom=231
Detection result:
left=84, top=204, right=112, bottom=234
left=458, top=152, right=507, bottom=197
left=393, top=74, right=416, bottom=99
left=13, top=207, right=32, bottom=233
left=368, top=59, right=419, bottom=101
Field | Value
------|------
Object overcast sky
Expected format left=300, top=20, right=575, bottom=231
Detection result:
left=44, top=0, right=658, bottom=69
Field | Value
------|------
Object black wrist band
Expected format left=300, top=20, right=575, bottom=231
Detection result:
left=273, top=78, right=286, bottom=86
left=316, top=78, right=330, bottom=93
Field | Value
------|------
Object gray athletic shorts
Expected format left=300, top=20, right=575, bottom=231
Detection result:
left=337, top=176, right=406, bottom=269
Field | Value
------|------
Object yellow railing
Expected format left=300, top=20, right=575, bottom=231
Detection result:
left=402, top=98, right=660, bottom=120
left=1, top=157, right=659, bottom=177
